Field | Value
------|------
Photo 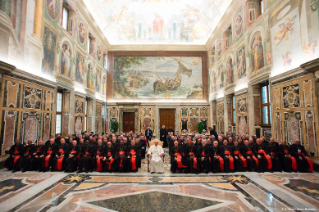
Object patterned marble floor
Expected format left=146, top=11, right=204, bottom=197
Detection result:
left=0, top=169, right=318, bottom=212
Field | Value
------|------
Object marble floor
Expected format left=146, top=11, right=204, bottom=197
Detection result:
left=0, top=157, right=318, bottom=212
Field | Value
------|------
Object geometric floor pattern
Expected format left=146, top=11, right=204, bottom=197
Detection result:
left=0, top=171, right=318, bottom=212
left=0, top=151, right=318, bottom=212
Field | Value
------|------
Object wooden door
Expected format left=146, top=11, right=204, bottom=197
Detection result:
left=159, top=109, right=175, bottom=132
left=123, top=112, right=135, bottom=132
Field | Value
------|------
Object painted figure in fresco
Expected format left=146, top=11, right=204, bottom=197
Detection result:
left=250, top=32, right=264, bottom=72
left=218, top=66, right=224, bottom=89
left=103, top=75, right=107, bottom=95
left=153, top=13, right=164, bottom=36
left=282, top=51, right=292, bottom=68
left=42, top=27, right=56, bottom=75
left=235, top=14, right=243, bottom=36
left=226, top=57, right=233, bottom=83
left=181, top=4, right=201, bottom=28
left=302, top=41, right=318, bottom=59
left=96, top=45, right=102, bottom=61
left=87, top=64, right=94, bottom=90
left=47, top=0, right=58, bottom=19
left=237, top=48, right=246, bottom=79
left=96, top=70, right=101, bottom=92
left=78, top=23, right=86, bottom=44
left=273, top=16, right=297, bottom=47
left=76, top=54, right=84, bottom=84
left=61, top=43, right=71, bottom=77
left=216, top=39, right=222, bottom=57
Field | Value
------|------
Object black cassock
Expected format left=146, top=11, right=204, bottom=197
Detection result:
left=5, top=144, right=24, bottom=171
left=268, top=143, right=281, bottom=172
left=169, top=146, right=185, bottom=173
left=127, top=145, right=139, bottom=172
left=115, top=145, right=128, bottom=172
left=91, top=145, right=105, bottom=172
left=33, top=145, right=46, bottom=171
left=197, top=145, right=210, bottom=173
left=242, top=145, right=257, bottom=172
left=21, top=144, right=35, bottom=172
left=65, top=145, right=79, bottom=172
left=254, top=144, right=268, bottom=172
left=160, top=128, right=167, bottom=147
left=185, top=144, right=197, bottom=173
left=211, top=146, right=222, bottom=173
left=232, top=145, right=244, bottom=172
left=279, top=144, right=295, bottom=172
left=52, top=143, right=69, bottom=171
left=79, top=144, right=92, bottom=172
left=104, top=146, right=115, bottom=172
left=290, top=144, right=310, bottom=172
left=220, top=145, right=234, bottom=173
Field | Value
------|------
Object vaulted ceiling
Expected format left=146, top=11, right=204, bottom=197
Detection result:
left=84, top=0, right=233, bottom=45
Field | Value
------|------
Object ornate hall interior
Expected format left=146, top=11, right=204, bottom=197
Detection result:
left=0, top=0, right=318, bottom=211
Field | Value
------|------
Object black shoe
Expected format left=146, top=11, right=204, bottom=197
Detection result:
left=12, top=170, right=16, bottom=173
left=77, top=170, right=82, bottom=173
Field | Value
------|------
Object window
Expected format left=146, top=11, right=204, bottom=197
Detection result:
left=260, top=0, right=264, bottom=14
left=62, top=6, right=69, bottom=30
left=211, top=47, right=215, bottom=65
left=84, top=99, right=88, bottom=131
left=103, top=53, right=108, bottom=70
left=261, top=83, right=271, bottom=125
left=88, top=33, right=95, bottom=54
left=249, top=9, right=256, bottom=22
left=232, top=95, right=236, bottom=125
left=56, top=91, right=63, bottom=134
left=224, top=26, right=232, bottom=50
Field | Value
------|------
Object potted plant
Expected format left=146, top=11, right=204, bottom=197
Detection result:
left=196, top=122, right=204, bottom=134
left=111, top=121, right=119, bottom=133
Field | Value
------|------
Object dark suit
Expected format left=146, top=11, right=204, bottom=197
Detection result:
left=160, top=128, right=167, bottom=147
left=145, top=129, right=153, bottom=142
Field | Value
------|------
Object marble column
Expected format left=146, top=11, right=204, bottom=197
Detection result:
left=27, top=0, right=43, bottom=73
left=247, top=85, right=255, bottom=136
left=223, top=96, right=228, bottom=133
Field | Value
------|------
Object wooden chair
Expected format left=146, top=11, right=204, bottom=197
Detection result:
left=147, top=139, right=165, bottom=172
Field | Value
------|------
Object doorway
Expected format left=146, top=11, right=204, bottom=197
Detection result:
left=159, top=109, right=175, bottom=132
left=123, top=112, right=135, bottom=132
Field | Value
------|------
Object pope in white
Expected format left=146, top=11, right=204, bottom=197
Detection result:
left=148, top=139, right=164, bottom=173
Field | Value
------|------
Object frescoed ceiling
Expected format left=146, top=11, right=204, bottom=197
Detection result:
left=84, top=0, right=233, bottom=45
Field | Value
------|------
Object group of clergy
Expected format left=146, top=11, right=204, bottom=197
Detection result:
left=169, top=135, right=314, bottom=173
left=5, top=133, right=148, bottom=173
left=4, top=131, right=314, bottom=174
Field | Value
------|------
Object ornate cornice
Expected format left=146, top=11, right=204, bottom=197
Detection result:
left=300, top=58, right=319, bottom=73
left=108, top=44, right=208, bottom=51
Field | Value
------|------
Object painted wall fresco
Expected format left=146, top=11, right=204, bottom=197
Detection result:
left=84, top=0, right=233, bottom=45
left=250, top=31, right=264, bottom=73
left=41, top=27, right=56, bottom=76
left=236, top=46, right=246, bottom=79
left=75, top=52, right=85, bottom=84
left=60, top=41, right=72, bottom=78
left=271, top=7, right=302, bottom=74
left=87, top=63, right=94, bottom=90
left=113, top=57, right=203, bottom=99
left=45, top=0, right=59, bottom=21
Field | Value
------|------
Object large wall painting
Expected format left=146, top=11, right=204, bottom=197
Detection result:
left=84, top=0, right=233, bottom=45
left=42, top=27, right=56, bottom=76
left=271, top=7, right=302, bottom=74
left=113, top=57, right=203, bottom=99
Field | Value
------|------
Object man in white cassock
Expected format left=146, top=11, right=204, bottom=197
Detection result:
left=148, top=140, right=164, bottom=173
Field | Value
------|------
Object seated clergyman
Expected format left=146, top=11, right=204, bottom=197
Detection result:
left=147, top=139, right=164, bottom=173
